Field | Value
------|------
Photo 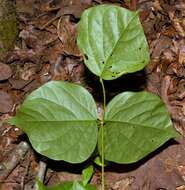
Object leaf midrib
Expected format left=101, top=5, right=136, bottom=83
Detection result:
left=15, top=120, right=97, bottom=123
left=105, top=120, right=172, bottom=132
left=100, top=10, right=139, bottom=77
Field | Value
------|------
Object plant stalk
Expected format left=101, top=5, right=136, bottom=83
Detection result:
left=100, top=78, right=106, bottom=190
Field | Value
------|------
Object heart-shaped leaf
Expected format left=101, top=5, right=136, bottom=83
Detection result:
left=77, top=5, right=150, bottom=80
left=98, top=91, right=178, bottom=163
left=9, top=81, right=98, bottom=163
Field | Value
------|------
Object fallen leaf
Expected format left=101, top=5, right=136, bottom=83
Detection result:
left=8, top=78, right=32, bottom=90
left=0, top=63, right=12, bottom=81
left=57, top=16, right=81, bottom=56
left=0, top=91, right=13, bottom=113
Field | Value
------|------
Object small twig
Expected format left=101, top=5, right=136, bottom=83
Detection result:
left=0, top=141, right=30, bottom=181
left=37, top=160, right=47, bottom=182
left=40, top=16, right=60, bottom=30
left=21, top=152, right=31, bottom=190
left=34, top=160, right=47, bottom=190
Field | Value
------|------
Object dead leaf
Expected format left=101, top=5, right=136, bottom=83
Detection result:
left=57, top=16, right=81, bottom=56
left=56, top=0, right=90, bottom=18
left=8, top=78, right=32, bottom=90
left=0, top=63, right=12, bottom=81
left=0, top=91, right=13, bottom=113
left=168, top=10, right=185, bottom=37
left=110, top=177, right=134, bottom=190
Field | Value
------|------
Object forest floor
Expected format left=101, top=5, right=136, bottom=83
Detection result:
left=0, top=0, right=185, bottom=189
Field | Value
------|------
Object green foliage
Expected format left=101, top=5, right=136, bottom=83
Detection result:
left=77, top=5, right=149, bottom=80
left=82, top=166, right=94, bottom=186
left=94, top=156, right=103, bottom=167
left=94, top=156, right=109, bottom=167
left=98, top=91, right=177, bottom=163
left=37, top=180, right=96, bottom=190
left=9, top=4, right=178, bottom=190
left=10, top=82, right=177, bottom=164
left=9, top=81, right=98, bottom=163
left=37, top=180, right=46, bottom=190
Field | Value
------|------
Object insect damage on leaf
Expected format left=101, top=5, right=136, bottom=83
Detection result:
left=77, top=5, right=150, bottom=80
left=8, top=4, right=178, bottom=190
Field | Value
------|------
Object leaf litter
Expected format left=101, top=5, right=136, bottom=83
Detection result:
left=0, top=0, right=185, bottom=189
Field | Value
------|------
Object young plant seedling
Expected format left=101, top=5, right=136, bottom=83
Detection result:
left=9, top=5, right=178, bottom=190
left=36, top=165, right=95, bottom=190
left=36, top=180, right=96, bottom=190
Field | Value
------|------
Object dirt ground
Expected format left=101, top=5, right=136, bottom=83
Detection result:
left=0, top=0, right=185, bottom=189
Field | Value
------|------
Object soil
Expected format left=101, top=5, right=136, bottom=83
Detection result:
left=0, top=0, right=185, bottom=190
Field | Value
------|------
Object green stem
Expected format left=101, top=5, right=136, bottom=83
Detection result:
left=100, top=78, right=106, bottom=190
left=100, top=78, right=106, bottom=112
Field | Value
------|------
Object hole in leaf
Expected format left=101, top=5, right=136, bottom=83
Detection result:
left=111, top=72, right=116, bottom=77
left=151, top=139, right=155, bottom=143
left=84, top=54, right=88, bottom=60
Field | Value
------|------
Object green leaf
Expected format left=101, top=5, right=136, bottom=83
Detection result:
left=77, top=5, right=150, bottom=80
left=37, top=180, right=46, bottom=190
left=37, top=181, right=97, bottom=190
left=72, top=181, right=94, bottom=190
left=82, top=165, right=94, bottom=186
left=98, top=91, right=178, bottom=163
left=9, top=81, right=98, bottom=163
left=93, top=156, right=109, bottom=167
left=93, top=156, right=103, bottom=167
